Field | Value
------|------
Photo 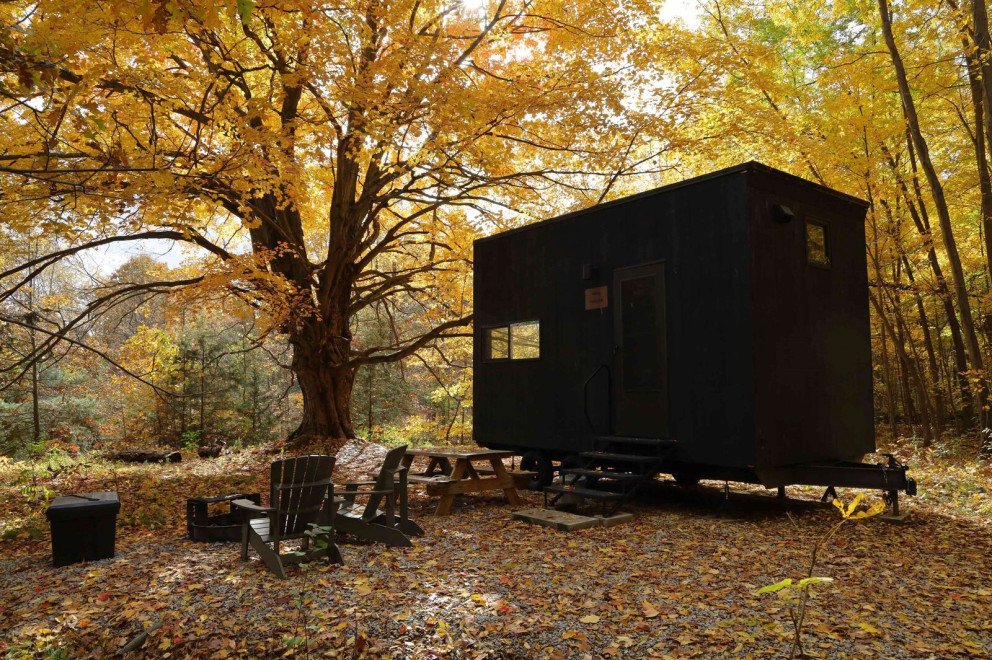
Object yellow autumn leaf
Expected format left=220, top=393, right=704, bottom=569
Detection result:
left=579, top=615, right=601, bottom=624
left=858, top=622, right=882, bottom=635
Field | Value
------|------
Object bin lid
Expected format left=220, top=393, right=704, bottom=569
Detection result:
left=46, top=491, right=120, bottom=520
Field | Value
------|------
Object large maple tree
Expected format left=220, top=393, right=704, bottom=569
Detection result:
left=0, top=0, right=692, bottom=448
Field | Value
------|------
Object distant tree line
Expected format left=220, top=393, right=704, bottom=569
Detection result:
left=0, top=253, right=470, bottom=457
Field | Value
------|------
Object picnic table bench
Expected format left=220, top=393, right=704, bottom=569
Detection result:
left=402, top=448, right=524, bottom=515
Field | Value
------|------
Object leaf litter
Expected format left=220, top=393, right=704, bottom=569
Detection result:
left=0, top=441, right=989, bottom=658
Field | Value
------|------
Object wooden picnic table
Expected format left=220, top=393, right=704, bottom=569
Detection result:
left=402, top=448, right=523, bottom=515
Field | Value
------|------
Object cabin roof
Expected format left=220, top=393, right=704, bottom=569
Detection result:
left=474, top=161, right=868, bottom=245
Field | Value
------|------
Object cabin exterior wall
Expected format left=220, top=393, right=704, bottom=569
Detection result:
left=473, top=163, right=874, bottom=477
left=746, top=172, right=874, bottom=469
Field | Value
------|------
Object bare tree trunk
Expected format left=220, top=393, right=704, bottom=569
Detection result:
left=903, top=255, right=944, bottom=440
left=25, top=245, right=40, bottom=443
left=879, top=322, right=899, bottom=443
left=879, top=0, right=987, bottom=433
left=199, top=335, right=206, bottom=442
left=366, top=363, right=374, bottom=441
left=948, top=0, right=992, bottom=283
left=29, top=316, right=40, bottom=443
left=970, top=0, right=992, bottom=154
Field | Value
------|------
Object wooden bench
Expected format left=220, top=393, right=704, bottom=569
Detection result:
left=406, top=475, right=459, bottom=497
left=402, top=448, right=523, bottom=515
left=472, top=467, right=539, bottom=488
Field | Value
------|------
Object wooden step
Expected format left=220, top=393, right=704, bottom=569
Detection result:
left=561, top=468, right=643, bottom=482
left=544, top=484, right=625, bottom=501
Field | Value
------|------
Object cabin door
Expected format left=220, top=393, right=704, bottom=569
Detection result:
left=612, top=262, right=669, bottom=437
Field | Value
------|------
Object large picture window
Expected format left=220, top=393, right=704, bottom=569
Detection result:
left=485, top=321, right=540, bottom=360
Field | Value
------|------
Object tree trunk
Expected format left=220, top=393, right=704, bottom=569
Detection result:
left=903, top=255, right=944, bottom=440
left=29, top=316, right=40, bottom=444
left=953, top=1, right=992, bottom=284
left=971, top=0, right=992, bottom=156
left=879, top=320, right=900, bottom=440
left=288, top=330, right=356, bottom=452
left=108, top=449, right=181, bottom=463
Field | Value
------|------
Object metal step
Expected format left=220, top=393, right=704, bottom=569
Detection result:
left=595, top=435, right=676, bottom=447
left=594, top=436, right=677, bottom=453
left=580, top=451, right=660, bottom=464
left=561, top=468, right=642, bottom=482
left=544, top=484, right=625, bottom=501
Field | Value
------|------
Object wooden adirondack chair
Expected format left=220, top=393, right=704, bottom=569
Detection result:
left=233, top=455, right=343, bottom=579
left=335, top=444, right=424, bottom=547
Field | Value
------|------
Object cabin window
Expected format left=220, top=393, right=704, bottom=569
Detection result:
left=806, top=220, right=830, bottom=267
left=485, top=326, right=509, bottom=359
left=484, top=321, right=540, bottom=360
left=510, top=321, right=540, bottom=359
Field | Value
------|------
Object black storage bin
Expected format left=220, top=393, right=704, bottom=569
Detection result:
left=45, top=492, right=120, bottom=567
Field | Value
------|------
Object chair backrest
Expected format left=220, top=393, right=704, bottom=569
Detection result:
left=362, top=444, right=408, bottom=518
left=270, top=455, right=336, bottom=539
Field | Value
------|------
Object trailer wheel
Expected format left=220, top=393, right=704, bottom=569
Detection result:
left=673, top=472, right=700, bottom=488
left=520, top=451, right=553, bottom=489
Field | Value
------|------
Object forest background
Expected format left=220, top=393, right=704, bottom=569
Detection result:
left=3, top=0, right=992, bottom=458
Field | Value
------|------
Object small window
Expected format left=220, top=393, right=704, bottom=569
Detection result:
left=806, top=220, right=830, bottom=267
left=510, top=321, right=540, bottom=360
left=484, top=321, right=540, bottom=360
left=485, top=326, right=509, bottom=360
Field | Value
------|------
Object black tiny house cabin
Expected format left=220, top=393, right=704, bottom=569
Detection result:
left=473, top=162, right=914, bottom=497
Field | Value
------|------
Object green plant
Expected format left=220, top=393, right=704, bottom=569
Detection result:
left=282, top=523, right=337, bottom=658
left=757, top=494, right=885, bottom=658
left=180, top=430, right=202, bottom=451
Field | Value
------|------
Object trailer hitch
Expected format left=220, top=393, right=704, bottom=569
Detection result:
left=881, top=453, right=917, bottom=496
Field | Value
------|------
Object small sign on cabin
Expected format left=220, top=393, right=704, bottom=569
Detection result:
left=585, top=286, right=608, bottom=310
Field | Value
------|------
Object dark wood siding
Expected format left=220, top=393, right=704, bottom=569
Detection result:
left=473, top=162, right=873, bottom=475
left=747, top=171, right=874, bottom=468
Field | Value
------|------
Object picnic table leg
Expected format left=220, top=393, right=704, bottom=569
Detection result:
left=435, top=459, right=467, bottom=515
left=490, top=458, right=523, bottom=506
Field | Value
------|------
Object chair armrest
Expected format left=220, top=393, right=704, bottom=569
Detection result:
left=345, top=481, right=378, bottom=488
left=274, top=477, right=334, bottom=490
left=336, top=488, right=396, bottom=497
left=232, top=499, right=273, bottom=515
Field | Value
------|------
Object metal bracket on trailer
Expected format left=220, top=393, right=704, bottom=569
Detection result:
left=757, top=453, right=917, bottom=517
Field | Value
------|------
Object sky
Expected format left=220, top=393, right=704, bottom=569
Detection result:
left=659, top=0, right=702, bottom=28
left=86, top=239, right=190, bottom=276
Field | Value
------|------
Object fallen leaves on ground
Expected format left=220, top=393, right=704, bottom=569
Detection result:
left=0, top=442, right=990, bottom=658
